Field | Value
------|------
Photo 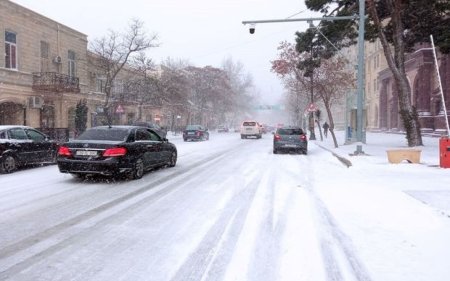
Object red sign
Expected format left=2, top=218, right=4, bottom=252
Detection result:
left=306, top=103, right=318, bottom=112
left=115, top=105, right=124, bottom=114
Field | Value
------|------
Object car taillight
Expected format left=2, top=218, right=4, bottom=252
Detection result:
left=103, top=147, right=127, bottom=157
left=274, top=134, right=281, bottom=141
left=300, top=135, right=307, bottom=141
left=58, top=146, right=72, bottom=156
left=196, top=131, right=201, bottom=136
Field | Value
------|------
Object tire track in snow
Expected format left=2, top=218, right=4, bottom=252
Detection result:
left=303, top=144, right=373, bottom=281
left=169, top=144, right=273, bottom=281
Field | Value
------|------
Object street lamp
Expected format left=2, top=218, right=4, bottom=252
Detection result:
left=243, top=0, right=365, bottom=154
left=307, top=20, right=316, bottom=141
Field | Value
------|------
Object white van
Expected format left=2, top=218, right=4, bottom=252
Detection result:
left=240, top=121, right=262, bottom=139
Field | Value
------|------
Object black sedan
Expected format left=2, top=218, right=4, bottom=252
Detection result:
left=273, top=126, right=308, bottom=155
left=132, top=121, right=167, bottom=139
left=183, top=125, right=209, bottom=141
left=57, top=126, right=177, bottom=180
left=0, top=125, right=58, bottom=173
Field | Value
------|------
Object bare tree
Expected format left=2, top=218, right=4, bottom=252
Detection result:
left=221, top=57, right=254, bottom=126
left=272, top=41, right=355, bottom=147
left=158, top=59, right=192, bottom=128
left=89, top=19, right=159, bottom=124
left=186, top=66, right=233, bottom=126
left=314, top=57, right=355, bottom=147
left=125, top=52, right=161, bottom=121
left=271, top=41, right=313, bottom=129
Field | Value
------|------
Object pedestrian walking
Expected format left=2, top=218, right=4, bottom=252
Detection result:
left=322, top=122, right=329, bottom=138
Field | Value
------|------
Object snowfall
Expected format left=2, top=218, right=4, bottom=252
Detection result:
left=0, top=129, right=449, bottom=281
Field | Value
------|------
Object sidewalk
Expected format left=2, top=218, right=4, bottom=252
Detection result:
left=315, top=130, right=450, bottom=217
left=317, top=130, right=443, bottom=167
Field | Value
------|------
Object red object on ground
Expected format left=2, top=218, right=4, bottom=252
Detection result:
left=439, top=137, right=450, bottom=168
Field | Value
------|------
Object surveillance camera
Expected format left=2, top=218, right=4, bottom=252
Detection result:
left=249, top=24, right=256, bottom=34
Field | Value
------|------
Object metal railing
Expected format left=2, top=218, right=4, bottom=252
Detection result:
left=32, top=72, right=80, bottom=93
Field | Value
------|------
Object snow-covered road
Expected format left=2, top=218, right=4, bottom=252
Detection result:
left=1, top=132, right=450, bottom=281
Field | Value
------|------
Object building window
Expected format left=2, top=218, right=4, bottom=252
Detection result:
left=40, top=41, right=49, bottom=59
left=5, top=31, right=17, bottom=69
left=96, top=77, right=106, bottom=93
left=68, top=50, right=76, bottom=77
left=40, top=41, right=49, bottom=72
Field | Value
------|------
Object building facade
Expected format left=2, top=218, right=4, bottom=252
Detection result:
left=0, top=0, right=167, bottom=139
left=378, top=44, right=450, bottom=135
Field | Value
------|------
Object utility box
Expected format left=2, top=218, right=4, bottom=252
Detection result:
left=440, top=137, right=450, bottom=168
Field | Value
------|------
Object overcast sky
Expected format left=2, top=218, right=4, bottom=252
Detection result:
left=11, top=0, right=319, bottom=104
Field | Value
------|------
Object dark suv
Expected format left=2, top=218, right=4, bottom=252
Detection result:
left=273, top=126, right=308, bottom=154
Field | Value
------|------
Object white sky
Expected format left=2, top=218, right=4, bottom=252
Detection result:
left=11, top=0, right=319, bottom=104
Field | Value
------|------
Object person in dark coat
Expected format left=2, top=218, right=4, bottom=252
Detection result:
left=322, top=122, right=330, bottom=138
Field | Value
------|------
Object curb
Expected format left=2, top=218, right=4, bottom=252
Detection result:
left=315, top=143, right=353, bottom=168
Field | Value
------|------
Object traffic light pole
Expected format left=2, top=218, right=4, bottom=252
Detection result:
left=243, top=0, right=366, bottom=154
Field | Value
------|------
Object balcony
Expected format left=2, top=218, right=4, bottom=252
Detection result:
left=32, top=72, right=80, bottom=93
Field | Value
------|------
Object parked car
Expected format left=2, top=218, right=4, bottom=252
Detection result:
left=132, top=121, right=167, bottom=138
left=217, top=125, right=229, bottom=133
left=240, top=121, right=262, bottom=139
left=273, top=126, right=308, bottom=155
left=183, top=125, right=209, bottom=141
left=0, top=125, right=59, bottom=173
left=57, top=125, right=177, bottom=180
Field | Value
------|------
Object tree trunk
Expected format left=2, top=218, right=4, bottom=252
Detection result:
left=315, top=119, right=323, bottom=141
left=367, top=0, right=423, bottom=147
left=324, top=102, right=339, bottom=148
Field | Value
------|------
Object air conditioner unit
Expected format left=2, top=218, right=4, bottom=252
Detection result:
left=29, top=96, right=43, bottom=109
left=53, top=55, right=62, bottom=64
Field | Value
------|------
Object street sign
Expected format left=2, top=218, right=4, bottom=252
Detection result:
left=252, top=104, right=284, bottom=110
left=306, top=103, right=318, bottom=112
left=115, top=104, right=124, bottom=114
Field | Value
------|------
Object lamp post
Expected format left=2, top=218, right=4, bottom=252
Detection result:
left=309, top=59, right=316, bottom=140
left=243, top=0, right=365, bottom=153
left=308, top=23, right=316, bottom=140
left=354, top=0, right=366, bottom=154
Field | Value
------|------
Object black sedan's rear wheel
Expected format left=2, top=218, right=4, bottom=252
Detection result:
left=0, top=155, right=17, bottom=174
left=168, top=150, right=177, bottom=167
left=128, top=158, right=144, bottom=180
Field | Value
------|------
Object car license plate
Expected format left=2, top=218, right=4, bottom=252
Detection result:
left=188, top=132, right=195, bottom=135
left=284, top=144, right=297, bottom=147
left=76, top=150, right=97, bottom=156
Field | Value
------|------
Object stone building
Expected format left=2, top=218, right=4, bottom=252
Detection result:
left=365, top=39, right=388, bottom=130
left=0, top=0, right=99, bottom=139
left=0, top=0, right=165, bottom=139
left=378, top=43, right=450, bottom=135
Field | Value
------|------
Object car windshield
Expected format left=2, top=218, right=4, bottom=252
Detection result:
left=243, top=122, right=256, bottom=126
left=278, top=128, right=304, bottom=135
left=186, top=125, right=201, bottom=130
left=76, top=128, right=130, bottom=141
